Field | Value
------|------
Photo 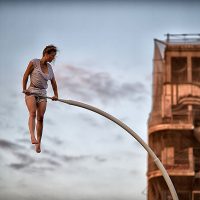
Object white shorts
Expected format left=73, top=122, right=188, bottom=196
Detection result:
left=25, top=94, right=47, bottom=104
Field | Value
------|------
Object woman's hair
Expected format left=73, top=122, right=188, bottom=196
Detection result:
left=43, top=45, right=58, bottom=56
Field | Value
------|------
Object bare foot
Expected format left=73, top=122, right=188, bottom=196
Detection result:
left=35, top=143, right=41, bottom=153
left=31, top=136, right=38, bottom=144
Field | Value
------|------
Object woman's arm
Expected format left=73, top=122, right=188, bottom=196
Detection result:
left=22, top=61, right=34, bottom=93
left=51, top=77, right=58, bottom=100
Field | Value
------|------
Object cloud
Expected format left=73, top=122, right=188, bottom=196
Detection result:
left=9, top=152, right=34, bottom=170
left=15, top=152, right=34, bottom=162
left=43, top=149, right=59, bottom=157
left=45, top=117, right=55, bottom=126
left=62, top=154, right=89, bottom=162
left=17, top=138, right=30, bottom=144
left=61, top=152, right=110, bottom=164
left=40, top=158, right=61, bottom=167
left=8, top=150, right=61, bottom=172
left=46, top=135, right=63, bottom=145
left=94, top=155, right=107, bottom=163
left=9, top=163, right=30, bottom=170
left=44, top=148, right=108, bottom=165
left=0, top=139, right=22, bottom=150
left=78, top=113, right=102, bottom=127
left=34, top=148, right=93, bottom=165
left=56, top=65, right=147, bottom=104
left=129, top=169, right=140, bottom=175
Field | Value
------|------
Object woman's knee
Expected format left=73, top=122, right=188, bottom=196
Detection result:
left=37, top=115, right=44, bottom=122
left=29, top=111, right=36, bottom=118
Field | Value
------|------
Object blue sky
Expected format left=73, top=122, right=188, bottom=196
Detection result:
left=0, top=0, right=200, bottom=199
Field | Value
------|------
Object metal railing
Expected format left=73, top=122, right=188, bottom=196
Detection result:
left=148, top=148, right=200, bottom=173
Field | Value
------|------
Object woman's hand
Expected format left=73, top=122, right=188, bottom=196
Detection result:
left=23, top=89, right=31, bottom=95
left=51, top=95, right=58, bottom=101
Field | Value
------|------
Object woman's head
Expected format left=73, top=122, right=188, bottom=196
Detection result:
left=42, top=45, right=58, bottom=62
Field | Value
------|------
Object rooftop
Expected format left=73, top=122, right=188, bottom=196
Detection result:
left=165, top=33, right=200, bottom=45
left=154, top=34, right=200, bottom=60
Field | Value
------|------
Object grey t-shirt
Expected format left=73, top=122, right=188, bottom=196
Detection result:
left=28, top=58, right=55, bottom=96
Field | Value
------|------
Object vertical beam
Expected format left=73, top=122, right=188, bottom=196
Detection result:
left=188, top=55, right=192, bottom=82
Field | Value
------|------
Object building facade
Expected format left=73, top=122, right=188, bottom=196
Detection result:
left=147, top=34, right=200, bottom=200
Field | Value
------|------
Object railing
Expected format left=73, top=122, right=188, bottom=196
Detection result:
left=148, top=148, right=200, bottom=173
left=149, top=83, right=200, bottom=127
left=172, top=83, right=200, bottom=105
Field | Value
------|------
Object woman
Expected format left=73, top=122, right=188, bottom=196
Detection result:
left=22, top=45, right=59, bottom=153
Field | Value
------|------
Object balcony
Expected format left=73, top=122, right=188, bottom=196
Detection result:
left=148, top=83, right=200, bottom=133
left=148, top=147, right=199, bottom=179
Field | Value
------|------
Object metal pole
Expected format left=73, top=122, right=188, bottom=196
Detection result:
left=40, top=95, right=179, bottom=200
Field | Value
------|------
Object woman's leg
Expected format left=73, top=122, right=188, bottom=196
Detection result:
left=25, top=95, right=38, bottom=144
left=35, top=100, right=47, bottom=153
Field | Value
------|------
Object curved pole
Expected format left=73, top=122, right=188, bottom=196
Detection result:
left=45, top=96, right=179, bottom=200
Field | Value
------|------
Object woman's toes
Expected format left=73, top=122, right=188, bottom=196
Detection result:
left=31, top=137, right=38, bottom=144
left=35, top=144, right=41, bottom=153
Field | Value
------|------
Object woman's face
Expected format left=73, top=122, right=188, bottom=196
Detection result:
left=46, top=51, right=56, bottom=63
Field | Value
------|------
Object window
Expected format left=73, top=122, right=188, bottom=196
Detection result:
left=178, top=191, right=191, bottom=200
left=161, top=191, right=191, bottom=200
left=162, top=191, right=173, bottom=200
left=194, top=148, right=200, bottom=172
left=171, top=57, right=187, bottom=83
left=161, top=147, right=174, bottom=166
left=175, top=148, right=189, bottom=166
left=192, top=57, right=200, bottom=83
left=162, top=190, right=191, bottom=200
left=193, top=192, right=200, bottom=200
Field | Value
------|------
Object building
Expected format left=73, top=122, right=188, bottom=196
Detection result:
left=147, top=34, right=200, bottom=200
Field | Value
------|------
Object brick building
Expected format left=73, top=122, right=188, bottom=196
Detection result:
left=147, top=34, right=200, bottom=200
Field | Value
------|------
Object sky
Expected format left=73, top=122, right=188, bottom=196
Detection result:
left=0, top=0, right=200, bottom=200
